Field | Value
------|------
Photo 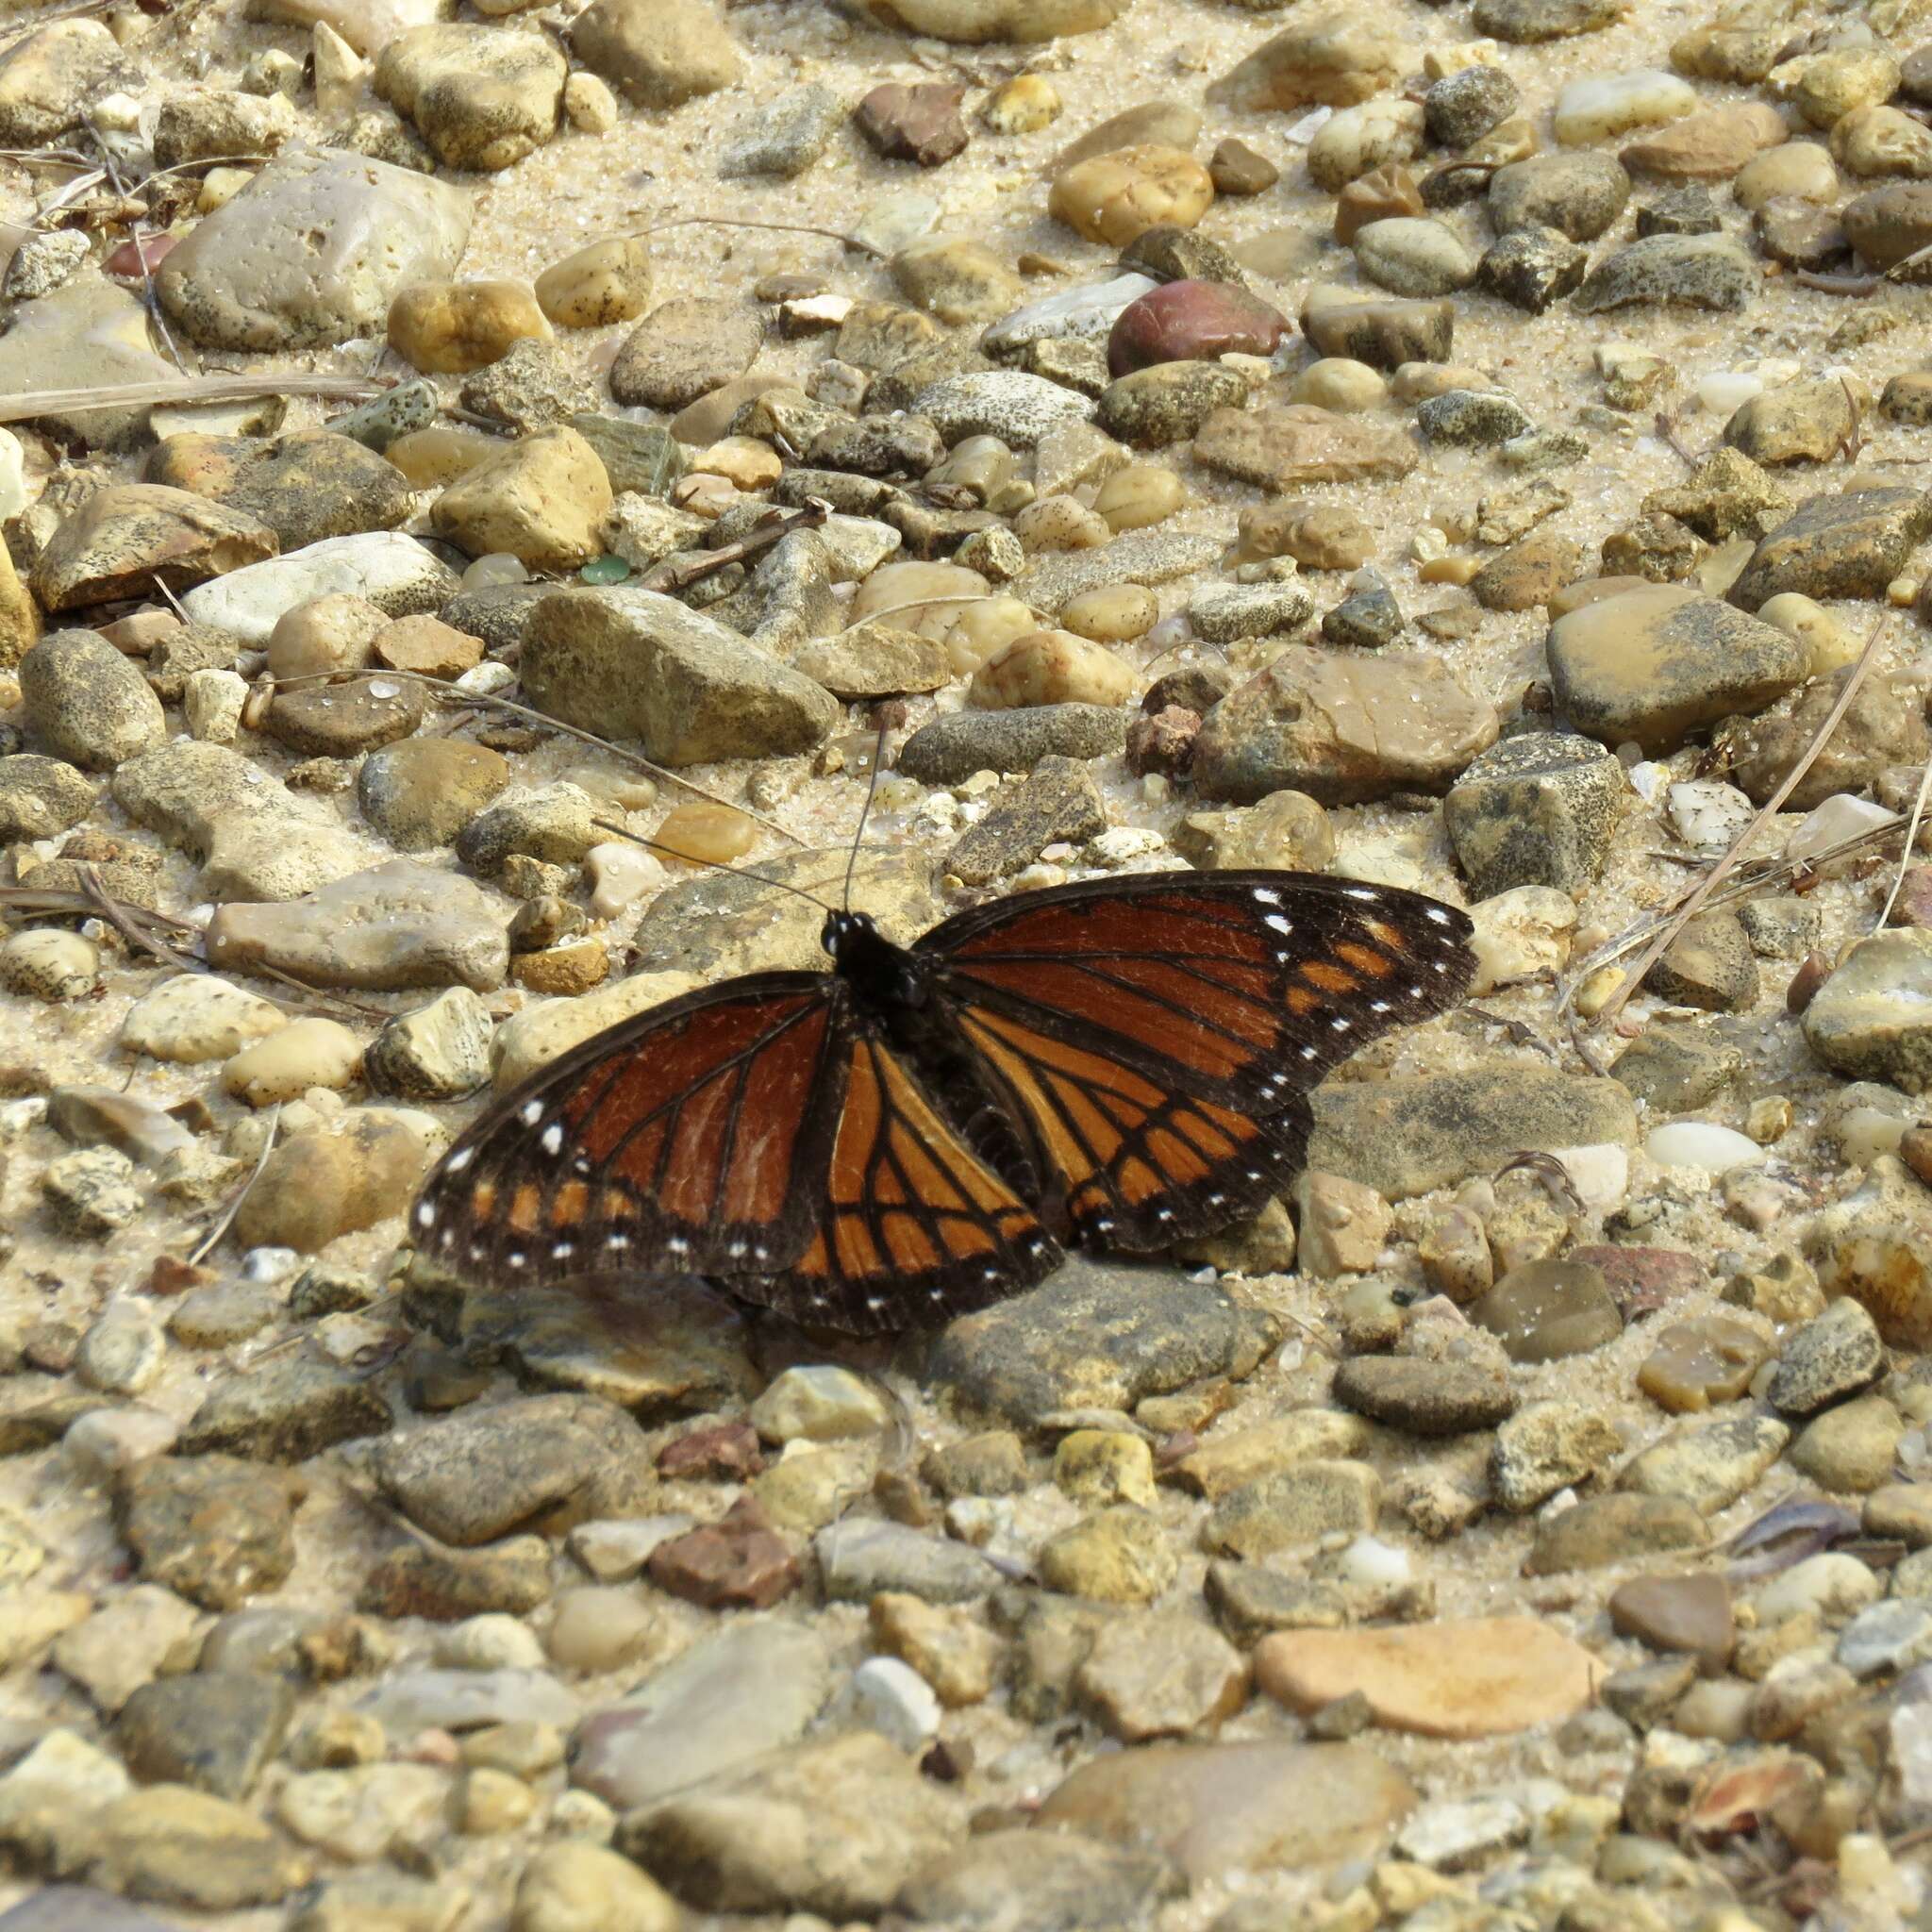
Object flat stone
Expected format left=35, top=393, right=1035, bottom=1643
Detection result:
left=375, top=1394, right=649, bottom=1546
left=358, top=1539, right=553, bottom=1621
left=205, top=860, right=508, bottom=991
left=1618, top=1410, right=1790, bottom=1513
left=1546, top=585, right=1808, bottom=756
left=180, top=1356, right=391, bottom=1462
left=1573, top=233, right=1756, bottom=312
left=816, top=1519, right=1000, bottom=1602
left=1471, top=1258, right=1623, bottom=1363
left=573, top=1619, right=829, bottom=1811
left=1032, top=1740, right=1415, bottom=1884
left=1194, top=403, right=1418, bottom=490
left=158, top=148, right=470, bottom=351
left=1257, top=1617, right=1605, bottom=1737
left=1525, top=1492, right=1711, bottom=1574
left=899, top=1829, right=1180, bottom=1932
left=1307, top=1068, right=1637, bottom=1199
left=114, top=1674, right=293, bottom=1800
left=520, top=587, right=836, bottom=767
left=1330, top=1357, right=1514, bottom=1437
left=1193, top=644, right=1496, bottom=805
left=1730, top=486, right=1932, bottom=608
left=0, top=281, right=175, bottom=451
left=79, top=1787, right=310, bottom=1910
left=1075, top=1610, right=1248, bottom=1741
left=181, top=531, right=459, bottom=644
left=930, top=1257, right=1275, bottom=1426
left=1203, top=1461, right=1381, bottom=1559
left=616, top=1732, right=958, bottom=1919
left=115, top=1457, right=300, bottom=1610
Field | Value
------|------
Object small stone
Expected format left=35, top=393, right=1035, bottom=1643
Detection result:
left=1477, top=225, right=1588, bottom=312
left=1330, top=1358, right=1513, bottom=1437
left=1526, top=1492, right=1710, bottom=1574
left=1040, top=1505, right=1177, bottom=1604
left=645, top=1500, right=800, bottom=1609
left=1731, top=486, right=1932, bottom=608
left=21, top=630, right=166, bottom=771
left=1049, top=145, right=1214, bottom=247
left=570, top=0, right=740, bottom=108
left=1619, top=1410, right=1790, bottom=1514
left=855, top=82, right=967, bottom=165
left=1204, top=1462, right=1381, bottom=1560
left=1256, top=1617, right=1604, bottom=1738
left=1075, top=1611, right=1248, bottom=1741
left=511, top=1843, right=681, bottom=1932
left=1790, top=1395, right=1906, bottom=1494
left=1770, top=1299, right=1885, bottom=1417
left=1444, top=733, right=1626, bottom=898
left=1490, top=151, right=1632, bottom=241
left=1492, top=1400, right=1623, bottom=1511
left=1636, top=1316, right=1768, bottom=1413
left=1471, top=1258, right=1622, bottom=1364
left=115, top=1674, right=293, bottom=1800
left=116, top=1457, right=300, bottom=1610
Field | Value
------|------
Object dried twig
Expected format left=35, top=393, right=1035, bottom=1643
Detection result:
left=83, top=113, right=187, bottom=376
left=0, top=373, right=386, bottom=425
left=74, top=862, right=202, bottom=974
left=637, top=213, right=887, bottom=259
left=641, top=497, right=829, bottom=594
left=1574, top=613, right=1894, bottom=1036
left=1877, top=758, right=1932, bottom=931
left=187, top=1103, right=279, bottom=1265
left=1654, top=411, right=1703, bottom=471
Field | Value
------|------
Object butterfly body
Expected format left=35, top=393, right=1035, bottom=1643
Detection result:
left=412, top=869, right=1476, bottom=1336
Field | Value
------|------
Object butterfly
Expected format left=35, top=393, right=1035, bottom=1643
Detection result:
left=409, top=870, right=1475, bottom=1337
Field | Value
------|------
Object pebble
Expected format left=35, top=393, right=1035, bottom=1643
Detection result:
left=1257, top=1618, right=1604, bottom=1738
left=512, top=1843, right=681, bottom=1932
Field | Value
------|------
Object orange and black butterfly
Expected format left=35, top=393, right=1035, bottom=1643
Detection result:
left=410, top=872, right=1475, bottom=1336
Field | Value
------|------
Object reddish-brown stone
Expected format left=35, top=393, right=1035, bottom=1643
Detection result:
left=657, top=1419, right=764, bottom=1481
left=1107, top=279, right=1291, bottom=378
left=645, top=1497, right=800, bottom=1608
left=1125, top=705, right=1201, bottom=776
left=854, top=84, right=968, bottom=167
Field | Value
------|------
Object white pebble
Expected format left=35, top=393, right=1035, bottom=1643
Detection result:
left=436, top=1614, right=546, bottom=1673
left=584, top=841, right=663, bottom=921
left=1787, top=794, right=1899, bottom=861
left=1644, top=1122, right=1763, bottom=1174
left=1339, top=1535, right=1411, bottom=1591
left=1697, top=373, right=1763, bottom=415
left=834, top=1657, right=941, bottom=1753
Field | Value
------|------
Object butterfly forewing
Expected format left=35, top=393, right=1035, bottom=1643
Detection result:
left=918, top=871, right=1474, bottom=1250
left=411, top=974, right=852, bottom=1285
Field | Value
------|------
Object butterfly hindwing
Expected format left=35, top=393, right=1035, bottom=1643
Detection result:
left=411, top=974, right=852, bottom=1286
left=920, top=871, right=1474, bottom=1251
left=752, top=1030, right=1061, bottom=1336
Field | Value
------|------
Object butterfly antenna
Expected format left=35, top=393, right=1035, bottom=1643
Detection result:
left=588, top=818, right=834, bottom=911
left=843, top=721, right=891, bottom=912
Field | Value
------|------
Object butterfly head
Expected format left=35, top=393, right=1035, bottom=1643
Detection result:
left=821, top=908, right=872, bottom=960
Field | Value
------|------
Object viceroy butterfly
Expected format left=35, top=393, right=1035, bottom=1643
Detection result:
left=411, top=868, right=1475, bottom=1336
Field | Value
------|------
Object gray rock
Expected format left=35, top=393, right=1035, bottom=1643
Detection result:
left=899, top=1827, right=1180, bottom=1932
left=374, top=1394, right=652, bottom=1546
left=1729, top=486, right=1932, bottom=607
left=1546, top=588, right=1808, bottom=756
left=0, top=754, right=94, bottom=841
left=1488, top=151, right=1631, bottom=241
left=1299, top=297, right=1454, bottom=370
left=360, top=1666, right=577, bottom=1738
left=1572, top=234, right=1757, bottom=313
left=114, top=1673, right=292, bottom=1799
left=204, top=860, right=509, bottom=992
left=609, top=297, right=763, bottom=411
left=1611, top=1024, right=1743, bottom=1111
left=1415, top=389, right=1537, bottom=447
left=358, top=1539, right=553, bottom=1620
left=1525, top=1492, right=1710, bottom=1574
left=20, top=632, right=166, bottom=772
left=1011, top=529, right=1222, bottom=615
left=1644, top=909, right=1758, bottom=1012
left=190, top=431, right=415, bottom=552
left=1096, top=363, right=1249, bottom=448
left=573, top=1619, right=830, bottom=1810
left=0, top=281, right=175, bottom=451
left=327, top=377, right=439, bottom=453
left=617, top=1732, right=958, bottom=1919
left=1329, top=1357, right=1514, bottom=1437
left=1322, top=583, right=1404, bottom=649
left=180, top=531, right=459, bottom=643
left=1769, top=1297, right=1885, bottom=1418
left=1477, top=225, right=1589, bottom=313
left=930, top=1256, right=1277, bottom=1426
left=1471, top=1258, right=1624, bottom=1364
left=720, top=83, right=843, bottom=178
left=1473, top=0, right=1624, bottom=40
left=454, top=781, right=599, bottom=876
left=911, top=371, right=1093, bottom=447
left=115, top=1456, right=300, bottom=1611
left=1307, top=1066, right=1637, bottom=1199
left=0, top=1890, right=180, bottom=1932
left=897, top=703, right=1130, bottom=782
left=1444, top=732, right=1627, bottom=898
left=2, top=229, right=89, bottom=301
left=358, top=738, right=511, bottom=851
left=815, top=1519, right=1001, bottom=1603
left=520, top=587, right=838, bottom=767
left=1354, top=219, right=1478, bottom=299
left=946, top=756, right=1106, bottom=884
left=179, top=1356, right=391, bottom=1462
left=1804, top=931, right=1932, bottom=1093
left=157, top=148, right=471, bottom=352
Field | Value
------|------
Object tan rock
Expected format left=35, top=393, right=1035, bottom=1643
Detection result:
left=430, top=426, right=612, bottom=571
left=33, top=486, right=278, bottom=612
left=1208, top=19, right=1407, bottom=112
left=1620, top=104, right=1787, bottom=183
left=536, top=237, right=653, bottom=328
left=1049, top=146, right=1213, bottom=247
left=1195, top=405, right=1418, bottom=490
left=1256, top=1616, right=1606, bottom=1738
left=388, top=279, right=551, bottom=375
